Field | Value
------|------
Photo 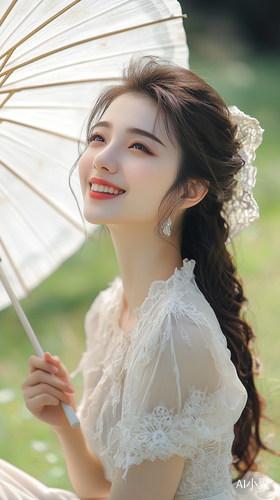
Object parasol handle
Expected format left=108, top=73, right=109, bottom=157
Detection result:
left=0, top=262, right=80, bottom=429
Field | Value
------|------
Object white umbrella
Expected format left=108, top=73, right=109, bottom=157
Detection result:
left=0, top=0, right=189, bottom=310
left=0, top=0, right=189, bottom=426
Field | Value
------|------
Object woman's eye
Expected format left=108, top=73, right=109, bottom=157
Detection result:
left=88, top=133, right=105, bottom=144
left=130, top=143, right=151, bottom=154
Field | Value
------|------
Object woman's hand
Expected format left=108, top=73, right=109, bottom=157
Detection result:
left=21, top=352, right=76, bottom=430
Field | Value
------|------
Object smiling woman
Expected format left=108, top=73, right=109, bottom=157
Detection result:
left=1, top=56, right=280, bottom=500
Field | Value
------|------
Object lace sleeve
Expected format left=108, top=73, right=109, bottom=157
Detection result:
left=74, top=277, right=123, bottom=418
left=103, top=304, right=247, bottom=480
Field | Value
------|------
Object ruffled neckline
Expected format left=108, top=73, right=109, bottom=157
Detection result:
left=134, top=258, right=196, bottom=315
left=116, top=259, right=196, bottom=340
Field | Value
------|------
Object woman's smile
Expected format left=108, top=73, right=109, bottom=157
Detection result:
left=89, top=176, right=126, bottom=199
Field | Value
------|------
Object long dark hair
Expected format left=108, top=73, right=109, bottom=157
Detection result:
left=86, top=56, right=279, bottom=479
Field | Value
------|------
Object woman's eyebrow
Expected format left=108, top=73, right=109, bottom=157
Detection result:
left=93, top=120, right=111, bottom=130
left=93, top=121, right=166, bottom=147
left=126, top=127, right=166, bottom=147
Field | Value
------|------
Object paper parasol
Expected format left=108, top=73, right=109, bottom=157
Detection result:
left=0, top=1, right=189, bottom=426
left=0, top=0, right=189, bottom=309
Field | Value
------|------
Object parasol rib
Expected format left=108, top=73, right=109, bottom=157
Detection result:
left=0, top=90, right=14, bottom=108
left=0, top=78, right=120, bottom=108
left=1, top=37, right=180, bottom=95
left=0, top=54, right=12, bottom=74
left=0, top=78, right=118, bottom=94
left=0, top=0, right=81, bottom=60
left=1, top=158, right=85, bottom=233
left=0, top=0, right=18, bottom=28
left=0, top=1, right=81, bottom=74
left=0, top=182, right=68, bottom=265
left=0, top=117, right=86, bottom=144
left=0, top=14, right=186, bottom=80
left=0, top=235, right=29, bottom=296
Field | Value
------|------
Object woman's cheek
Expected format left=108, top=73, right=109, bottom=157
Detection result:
left=126, top=160, right=157, bottom=185
left=78, top=151, right=91, bottom=194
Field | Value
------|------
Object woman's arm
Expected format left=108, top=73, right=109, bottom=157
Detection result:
left=54, top=425, right=111, bottom=499
left=109, top=456, right=185, bottom=500
left=21, top=352, right=111, bottom=499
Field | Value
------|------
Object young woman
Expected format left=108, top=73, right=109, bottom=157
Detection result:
left=1, top=57, right=280, bottom=500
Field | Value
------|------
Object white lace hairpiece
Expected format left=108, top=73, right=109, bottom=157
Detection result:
left=222, top=106, right=264, bottom=244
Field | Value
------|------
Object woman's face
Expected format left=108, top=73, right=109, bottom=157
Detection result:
left=79, top=93, right=179, bottom=229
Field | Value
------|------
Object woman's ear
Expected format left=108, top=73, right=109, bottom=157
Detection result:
left=179, top=180, right=208, bottom=209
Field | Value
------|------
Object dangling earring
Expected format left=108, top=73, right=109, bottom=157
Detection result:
left=162, top=216, right=172, bottom=237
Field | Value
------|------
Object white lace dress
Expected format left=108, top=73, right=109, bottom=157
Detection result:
left=1, top=260, right=280, bottom=499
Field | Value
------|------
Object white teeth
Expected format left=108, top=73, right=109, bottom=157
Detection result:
left=90, top=183, right=124, bottom=195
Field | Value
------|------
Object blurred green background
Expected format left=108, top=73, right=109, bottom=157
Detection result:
left=0, top=3, right=280, bottom=490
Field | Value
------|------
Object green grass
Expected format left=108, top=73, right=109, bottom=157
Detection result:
left=1, top=49, right=280, bottom=489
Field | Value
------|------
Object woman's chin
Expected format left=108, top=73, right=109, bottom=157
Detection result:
left=83, top=208, right=104, bottom=225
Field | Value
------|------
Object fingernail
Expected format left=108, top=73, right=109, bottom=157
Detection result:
left=66, top=385, right=75, bottom=392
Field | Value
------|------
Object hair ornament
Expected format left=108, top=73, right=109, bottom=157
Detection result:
left=223, top=106, right=264, bottom=243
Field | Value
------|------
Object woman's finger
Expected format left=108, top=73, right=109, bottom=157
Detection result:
left=27, top=354, right=73, bottom=387
left=26, top=393, right=61, bottom=412
left=27, top=355, right=59, bottom=375
left=24, top=383, right=73, bottom=408
left=21, top=369, right=74, bottom=393
left=44, top=352, right=71, bottom=381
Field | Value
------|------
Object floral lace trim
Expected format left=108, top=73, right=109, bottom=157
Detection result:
left=134, top=259, right=196, bottom=319
left=102, top=386, right=232, bottom=483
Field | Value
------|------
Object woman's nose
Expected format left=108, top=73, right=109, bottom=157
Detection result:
left=93, top=144, right=119, bottom=174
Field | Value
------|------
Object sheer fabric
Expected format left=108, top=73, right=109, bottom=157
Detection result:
left=1, top=260, right=280, bottom=499
left=75, top=259, right=279, bottom=499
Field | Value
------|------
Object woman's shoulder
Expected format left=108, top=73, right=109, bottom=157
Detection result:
left=136, top=259, right=221, bottom=338
left=125, top=259, right=229, bottom=373
left=126, top=260, right=247, bottom=426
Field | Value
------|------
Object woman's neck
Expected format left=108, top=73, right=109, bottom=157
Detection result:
left=108, top=222, right=183, bottom=316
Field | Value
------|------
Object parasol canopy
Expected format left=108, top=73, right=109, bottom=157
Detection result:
left=0, top=0, right=189, bottom=310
